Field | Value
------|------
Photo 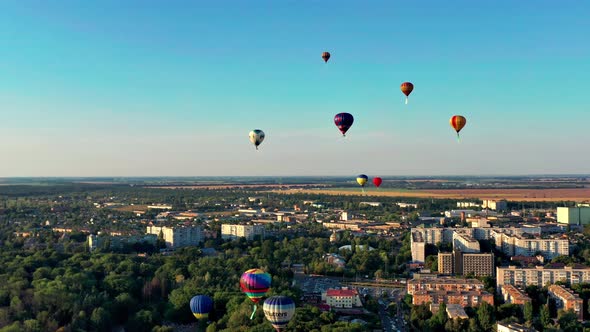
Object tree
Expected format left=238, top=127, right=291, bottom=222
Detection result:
left=477, top=302, right=496, bottom=332
left=90, top=307, right=111, bottom=331
left=524, top=301, right=534, bottom=326
left=557, top=309, right=582, bottom=332
left=540, top=304, right=551, bottom=329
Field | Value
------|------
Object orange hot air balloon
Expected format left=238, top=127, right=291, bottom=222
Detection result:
left=322, top=52, right=331, bottom=63
left=400, top=82, right=414, bottom=104
left=450, top=115, right=467, bottom=140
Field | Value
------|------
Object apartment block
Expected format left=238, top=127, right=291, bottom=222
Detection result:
left=453, top=232, right=480, bottom=253
left=407, top=278, right=484, bottom=295
left=500, top=285, right=531, bottom=306
left=438, top=252, right=454, bottom=274
left=323, top=288, right=363, bottom=308
left=146, top=225, right=202, bottom=248
left=412, top=290, right=494, bottom=307
left=496, top=266, right=590, bottom=289
left=493, top=231, right=568, bottom=259
left=221, top=224, right=265, bottom=240
left=548, top=285, right=583, bottom=321
left=461, top=252, right=494, bottom=277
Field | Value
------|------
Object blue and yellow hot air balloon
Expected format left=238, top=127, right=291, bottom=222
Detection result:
left=190, top=295, right=213, bottom=320
left=356, top=175, right=368, bottom=187
left=263, top=296, right=296, bottom=331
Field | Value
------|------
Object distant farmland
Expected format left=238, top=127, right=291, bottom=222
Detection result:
left=273, top=187, right=590, bottom=202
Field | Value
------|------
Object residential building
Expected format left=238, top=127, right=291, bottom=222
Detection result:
left=500, top=285, right=531, bottom=305
left=221, top=224, right=265, bottom=240
left=557, top=206, right=590, bottom=225
left=412, top=290, right=494, bottom=307
left=147, top=204, right=173, bottom=210
left=411, top=227, right=444, bottom=245
left=457, top=202, right=480, bottom=208
left=407, top=278, right=484, bottom=295
left=482, top=200, right=508, bottom=211
left=548, top=285, right=583, bottom=321
left=323, top=288, right=363, bottom=308
left=497, top=322, right=537, bottom=332
left=496, top=266, right=590, bottom=289
left=438, top=251, right=494, bottom=277
left=88, top=234, right=157, bottom=251
left=446, top=304, right=469, bottom=320
left=411, top=233, right=426, bottom=263
left=146, top=225, right=202, bottom=248
left=438, top=252, right=453, bottom=274
left=461, top=252, right=494, bottom=277
left=493, top=232, right=568, bottom=259
left=453, top=232, right=480, bottom=253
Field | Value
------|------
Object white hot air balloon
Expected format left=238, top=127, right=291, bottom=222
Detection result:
left=249, top=129, right=265, bottom=150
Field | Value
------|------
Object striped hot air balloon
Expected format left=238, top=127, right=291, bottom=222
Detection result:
left=356, top=174, right=368, bottom=187
left=263, top=296, right=296, bottom=331
left=241, top=268, right=272, bottom=319
left=240, top=269, right=271, bottom=303
left=189, top=295, right=213, bottom=320
left=449, top=115, right=467, bottom=140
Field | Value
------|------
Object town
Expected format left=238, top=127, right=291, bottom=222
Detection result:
left=1, top=177, right=590, bottom=331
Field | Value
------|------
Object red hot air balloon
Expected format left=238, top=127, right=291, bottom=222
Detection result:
left=373, top=177, right=382, bottom=187
left=322, top=52, right=331, bottom=63
left=450, top=115, right=467, bottom=141
left=334, top=113, right=354, bottom=137
left=400, top=82, right=414, bottom=104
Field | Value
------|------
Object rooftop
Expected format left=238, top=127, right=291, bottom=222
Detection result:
left=548, top=285, right=582, bottom=302
left=326, top=289, right=359, bottom=297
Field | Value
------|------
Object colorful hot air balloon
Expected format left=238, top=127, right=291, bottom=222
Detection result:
left=322, top=52, right=330, bottom=63
left=356, top=175, right=368, bottom=187
left=449, top=115, right=467, bottom=140
left=400, top=82, right=414, bottom=104
left=249, top=129, right=265, bottom=150
left=373, top=177, right=382, bottom=188
left=240, top=269, right=272, bottom=319
left=263, top=296, right=296, bottom=332
left=190, top=295, right=213, bottom=320
left=334, top=113, right=354, bottom=137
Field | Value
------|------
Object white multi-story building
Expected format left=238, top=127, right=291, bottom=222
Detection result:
left=557, top=206, right=590, bottom=225
left=221, top=224, right=265, bottom=240
left=411, top=231, right=426, bottom=263
left=323, top=288, right=363, bottom=308
left=453, top=232, right=480, bottom=253
left=496, top=266, right=590, bottom=290
left=482, top=200, right=508, bottom=211
left=146, top=225, right=202, bottom=248
left=493, top=232, right=568, bottom=259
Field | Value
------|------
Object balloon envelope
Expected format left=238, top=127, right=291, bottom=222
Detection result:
left=240, top=269, right=272, bottom=303
left=450, top=115, right=467, bottom=133
left=190, top=295, right=213, bottom=320
left=373, top=177, right=382, bottom=187
left=263, top=296, right=296, bottom=331
left=334, top=113, right=354, bottom=136
left=400, top=82, right=414, bottom=96
left=356, top=175, right=368, bottom=187
left=322, top=52, right=330, bottom=63
left=249, top=129, right=265, bottom=150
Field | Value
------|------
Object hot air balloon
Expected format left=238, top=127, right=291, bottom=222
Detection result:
left=356, top=175, right=368, bottom=187
left=240, top=268, right=272, bottom=319
left=190, top=295, right=213, bottom=320
left=449, top=115, right=467, bottom=141
left=249, top=129, right=265, bottom=150
left=263, top=296, right=296, bottom=331
left=373, top=177, right=382, bottom=188
left=400, top=82, right=414, bottom=104
left=334, top=113, right=354, bottom=137
left=322, top=52, right=330, bottom=63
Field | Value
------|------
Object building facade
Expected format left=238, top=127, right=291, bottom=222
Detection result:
left=438, top=252, right=454, bottom=274
left=146, top=225, right=202, bottom=248
left=452, top=232, right=480, bottom=253
left=323, top=288, right=363, bottom=308
left=557, top=206, right=590, bottom=225
left=221, top=224, right=265, bottom=240
left=548, top=284, right=583, bottom=321
left=412, top=290, right=494, bottom=307
left=493, top=232, right=568, bottom=259
left=407, top=278, right=484, bottom=295
left=496, top=266, right=590, bottom=289
left=500, top=285, right=531, bottom=306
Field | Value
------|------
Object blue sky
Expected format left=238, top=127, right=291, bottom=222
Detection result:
left=0, top=1, right=588, bottom=176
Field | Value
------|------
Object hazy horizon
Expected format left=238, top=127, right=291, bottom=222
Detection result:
left=1, top=1, right=589, bottom=177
